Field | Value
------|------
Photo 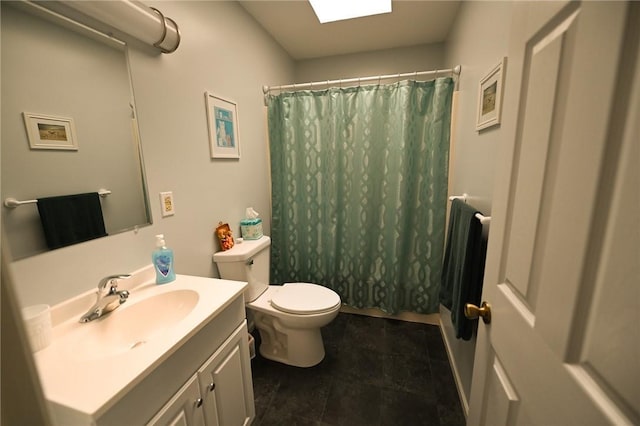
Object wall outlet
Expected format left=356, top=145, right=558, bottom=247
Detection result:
left=160, top=191, right=175, bottom=217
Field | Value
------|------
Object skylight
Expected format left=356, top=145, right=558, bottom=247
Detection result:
left=308, top=0, right=392, bottom=24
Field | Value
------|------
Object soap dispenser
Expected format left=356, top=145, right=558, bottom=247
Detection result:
left=152, top=234, right=176, bottom=284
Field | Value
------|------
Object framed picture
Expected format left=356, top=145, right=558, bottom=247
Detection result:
left=205, top=92, right=240, bottom=159
left=476, top=58, right=506, bottom=131
left=23, top=112, right=78, bottom=150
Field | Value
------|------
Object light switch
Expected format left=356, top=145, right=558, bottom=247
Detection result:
left=160, top=191, right=175, bottom=217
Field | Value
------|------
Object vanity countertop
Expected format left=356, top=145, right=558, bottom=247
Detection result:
left=32, top=266, right=247, bottom=419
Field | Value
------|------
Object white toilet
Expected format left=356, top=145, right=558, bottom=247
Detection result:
left=213, top=236, right=341, bottom=367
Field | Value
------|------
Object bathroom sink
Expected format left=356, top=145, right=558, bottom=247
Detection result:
left=33, top=270, right=249, bottom=421
left=68, top=289, right=199, bottom=360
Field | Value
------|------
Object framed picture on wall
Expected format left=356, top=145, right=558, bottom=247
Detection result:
left=23, top=112, right=78, bottom=150
left=205, top=92, right=240, bottom=159
left=476, top=57, right=506, bottom=131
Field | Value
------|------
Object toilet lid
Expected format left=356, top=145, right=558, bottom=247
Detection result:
left=270, top=283, right=341, bottom=314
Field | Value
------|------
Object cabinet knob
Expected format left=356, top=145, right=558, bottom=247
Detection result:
left=195, top=398, right=203, bottom=408
left=209, top=382, right=216, bottom=392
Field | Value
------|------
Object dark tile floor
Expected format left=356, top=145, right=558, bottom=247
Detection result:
left=250, top=312, right=466, bottom=426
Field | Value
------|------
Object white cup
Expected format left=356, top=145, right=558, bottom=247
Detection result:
left=21, top=304, right=52, bottom=352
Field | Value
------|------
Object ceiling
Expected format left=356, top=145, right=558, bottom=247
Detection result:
left=237, top=0, right=461, bottom=60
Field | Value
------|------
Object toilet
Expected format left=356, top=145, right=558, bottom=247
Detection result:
left=213, top=236, right=341, bottom=367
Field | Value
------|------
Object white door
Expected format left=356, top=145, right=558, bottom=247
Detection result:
left=467, top=1, right=639, bottom=425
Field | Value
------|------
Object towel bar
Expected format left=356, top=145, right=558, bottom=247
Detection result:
left=448, top=195, right=491, bottom=225
left=4, top=189, right=111, bottom=208
left=474, top=213, right=491, bottom=225
left=448, top=193, right=468, bottom=202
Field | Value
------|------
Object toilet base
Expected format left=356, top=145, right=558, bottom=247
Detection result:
left=253, top=312, right=326, bottom=368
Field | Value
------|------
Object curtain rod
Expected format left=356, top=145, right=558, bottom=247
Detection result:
left=263, top=65, right=461, bottom=95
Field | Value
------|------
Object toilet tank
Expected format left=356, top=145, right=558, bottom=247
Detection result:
left=212, top=236, right=270, bottom=302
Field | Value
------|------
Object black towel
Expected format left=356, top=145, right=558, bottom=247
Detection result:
left=439, top=199, right=487, bottom=341
left=37, top=192, right=108, bottom=250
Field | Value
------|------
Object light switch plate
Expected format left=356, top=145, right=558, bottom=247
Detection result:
left=160, top=191, right=175, bottom=217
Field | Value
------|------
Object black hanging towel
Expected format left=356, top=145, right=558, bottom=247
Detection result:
left=439, top=199, right=487, bottom=341
left=37, top=192, right=108, bottom=250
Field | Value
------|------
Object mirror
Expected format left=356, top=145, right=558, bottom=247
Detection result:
left=1, top=3, right=152, bottom=260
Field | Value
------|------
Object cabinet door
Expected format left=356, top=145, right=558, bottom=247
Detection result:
left=147, top=375, right=206, bottom=426
left=198, top=322, right=255, bottom=426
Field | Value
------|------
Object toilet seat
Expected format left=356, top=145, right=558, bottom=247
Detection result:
left=270, top=283, right=341, bottom=315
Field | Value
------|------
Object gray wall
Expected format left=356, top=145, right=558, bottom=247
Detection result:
left=7, top=1, right=294, bottom=307
left=440, top=0, right=513, bottom=413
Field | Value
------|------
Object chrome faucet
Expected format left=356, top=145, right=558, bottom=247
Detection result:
left=79, top=274, right=131, bottom=323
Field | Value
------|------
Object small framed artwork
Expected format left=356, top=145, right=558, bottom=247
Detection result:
left=23, top=112, right=78, bottom=150
left=476, top=58, right=506, bottom=131
left=205, top=92, right=240, bottom=159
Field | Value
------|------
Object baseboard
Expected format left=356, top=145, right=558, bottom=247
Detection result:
left=339, top=305, right=440, bottom=325
left=439, top=317, right=470, bottom=417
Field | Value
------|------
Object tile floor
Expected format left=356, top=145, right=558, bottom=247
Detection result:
left=250, top=312, right=466, bottom=426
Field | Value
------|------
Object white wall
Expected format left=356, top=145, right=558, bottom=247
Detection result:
left=440, top=0, right=513, bottom=413
left=445, top=2, right=512, bottom=216
left=295, top=43, right=445, bottom=83
left=7, top=1, right=294, bottom=307
left=4, top=4, right=513, bottom=412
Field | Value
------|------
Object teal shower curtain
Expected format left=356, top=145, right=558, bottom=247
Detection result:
left=267, top=78, right=454, bottom=314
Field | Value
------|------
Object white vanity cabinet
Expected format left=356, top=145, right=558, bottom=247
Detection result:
left=198, top=322, right=254, bottom=426
left=148, top=322, right=255, bottom=426
left=37, top=273, right=256, bottom=426
left=147, top=375, right=205, bottom=426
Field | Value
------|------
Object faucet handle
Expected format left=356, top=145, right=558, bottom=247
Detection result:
left=97, top=274, right=131, bottom=293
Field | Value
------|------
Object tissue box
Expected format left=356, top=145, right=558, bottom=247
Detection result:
left=240, top=218, right=263, bottom=240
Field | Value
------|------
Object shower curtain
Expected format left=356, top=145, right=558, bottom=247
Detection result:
left=267, top=78, right=454, bottom=314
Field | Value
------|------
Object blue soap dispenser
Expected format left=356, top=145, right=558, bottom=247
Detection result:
left=152, top=234, right=176, bottom=284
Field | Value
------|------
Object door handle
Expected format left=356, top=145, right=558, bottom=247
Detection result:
left=464, top=301, right=492, bottom=324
